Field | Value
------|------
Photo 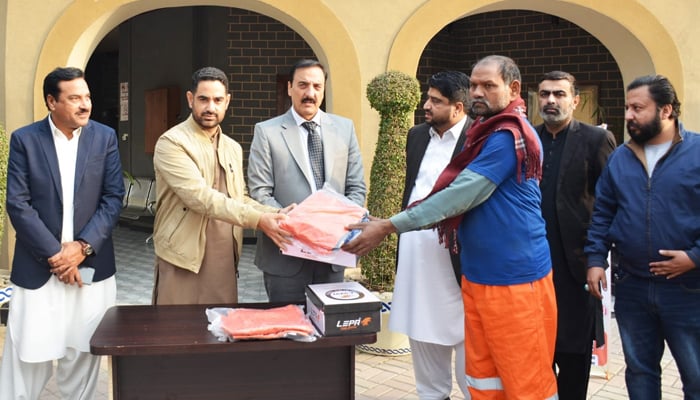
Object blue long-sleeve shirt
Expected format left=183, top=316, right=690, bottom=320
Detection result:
left=391, top=131, right=551, bottom=285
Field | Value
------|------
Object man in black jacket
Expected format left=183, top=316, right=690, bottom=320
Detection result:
left=535, top=70, right=616, bottom=400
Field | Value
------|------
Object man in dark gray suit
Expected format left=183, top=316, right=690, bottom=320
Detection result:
left=0, top=67, right=124, bottom=399
left=535, top=70, right=616, bottom=400
left=248, top=59, right=366, bottom=303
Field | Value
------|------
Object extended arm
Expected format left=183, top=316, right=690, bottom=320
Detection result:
left=343, top=131, right=520, bottom=256
left=342, top=169, right=496, bottom=256
left=391, top=169, right=495, bottom=233
left=155, top=134, right=290, bottom=248
left=154, top=135, right=268, bottom=228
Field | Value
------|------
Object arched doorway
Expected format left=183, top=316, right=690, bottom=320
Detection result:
left=85, top=6, right=319, bottom=176
left=32, top=0, right=362, bottom=142
left=388, top=0, right=683, bottom=143
left=413, top=9, right=626, bottom=143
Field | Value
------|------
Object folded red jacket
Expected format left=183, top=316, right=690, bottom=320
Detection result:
left=221, top=305, right=315, bottom=340
left=280, top=190, right=367, bottom=255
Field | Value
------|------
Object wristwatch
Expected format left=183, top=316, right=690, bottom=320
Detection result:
left=78, top=240, right=94, bottom=256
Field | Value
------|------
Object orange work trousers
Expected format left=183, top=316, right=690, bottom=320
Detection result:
left=462, top=271, right=558, bottom=399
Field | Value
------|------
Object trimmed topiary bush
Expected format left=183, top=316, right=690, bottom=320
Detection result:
left=362, top=71, right=421, bottom=292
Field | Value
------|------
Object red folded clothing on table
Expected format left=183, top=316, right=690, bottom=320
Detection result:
left=220, top=304, right=315, bottom=340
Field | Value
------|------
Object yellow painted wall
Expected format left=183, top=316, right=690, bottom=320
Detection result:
left=4, top=0, right=700, bottom=149
left=1, top=0, right=700, bottom=264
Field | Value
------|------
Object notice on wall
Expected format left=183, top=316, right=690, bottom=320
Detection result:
left=120, top=82, right=129, bottom=122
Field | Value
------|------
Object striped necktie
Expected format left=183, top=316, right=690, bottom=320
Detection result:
left=302, top=121, right=325, bottom=190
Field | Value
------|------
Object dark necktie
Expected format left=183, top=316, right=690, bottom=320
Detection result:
left=302, top=121, right=325, bottom=190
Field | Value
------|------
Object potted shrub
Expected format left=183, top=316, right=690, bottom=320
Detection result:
left=357, top=71, right=421, bottom=356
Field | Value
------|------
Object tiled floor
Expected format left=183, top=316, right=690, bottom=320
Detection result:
left=111, top=224, right=268, bottom=305
left=0, top=225, right=684, bottom=399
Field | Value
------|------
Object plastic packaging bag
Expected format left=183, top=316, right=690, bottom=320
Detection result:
left=280, top=188, right=368, bottom=256
left=206, top=305, right=318, bottom=342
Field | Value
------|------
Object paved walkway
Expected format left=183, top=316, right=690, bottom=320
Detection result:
left=0, top=226, right=684, bottom=399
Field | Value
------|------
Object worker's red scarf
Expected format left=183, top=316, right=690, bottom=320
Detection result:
left=410, top=97, right=542, bottom=253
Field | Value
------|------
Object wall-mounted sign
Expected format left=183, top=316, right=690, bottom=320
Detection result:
left=120, top=82, right=129, bottom=122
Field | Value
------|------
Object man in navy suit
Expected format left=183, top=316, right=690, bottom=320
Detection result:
left=0, top=67, right=124, bottom=399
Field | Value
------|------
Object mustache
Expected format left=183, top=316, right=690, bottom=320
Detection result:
left=302, top=97, right=316, bottom=103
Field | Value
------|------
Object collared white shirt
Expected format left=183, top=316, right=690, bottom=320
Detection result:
left=390, top=116, right=468, bottom=345
left=48, top=115, right=81, bottom=243
left=290, top=107, right=323, bottom=192
left=407, top=116, right=467, bottom=204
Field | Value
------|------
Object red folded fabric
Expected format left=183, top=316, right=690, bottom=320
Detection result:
left=220, top=305, right=315, bottom=340
left=280, top=190, right=367, bottom=255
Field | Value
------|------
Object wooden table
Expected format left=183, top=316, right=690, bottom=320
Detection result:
left=90, top=304, right=376, bottom=400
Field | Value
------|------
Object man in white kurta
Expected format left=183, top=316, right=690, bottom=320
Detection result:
left=389, top=71, right=472, bottom=400
left=0, top=67, right=123, bottom=400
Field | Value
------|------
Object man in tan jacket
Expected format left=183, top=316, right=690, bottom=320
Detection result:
left=152, top=67, right=290, bottom=305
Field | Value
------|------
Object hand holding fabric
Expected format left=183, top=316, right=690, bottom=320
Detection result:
left=341, top=217, right=396, bottom=257
left=257, top=213, right=292, bottom=251
left=279, top=189, right=368, bottom=256
left=279, top=203, right=296, bottom=214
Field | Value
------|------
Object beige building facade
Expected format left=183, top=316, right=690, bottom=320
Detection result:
left=0, top=0, right=698, bottom=265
